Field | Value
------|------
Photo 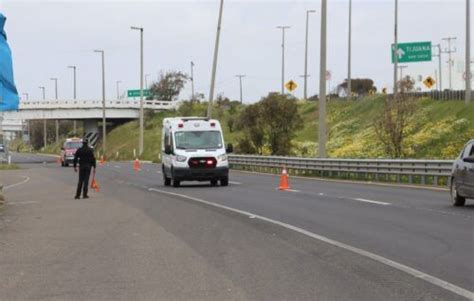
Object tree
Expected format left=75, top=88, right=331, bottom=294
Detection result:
left=374, top=94, right=417, bottom=158
left=338, top=78, right=376, bottom=96
left=235, top=93, right=303, bottom=155
left=259, top=93, right=303, bottom=155
left=149, top=71, right=188, bottom=101
left=235, top=103, right=265, bottom=154
left=398, top=76, right=415, bottom=93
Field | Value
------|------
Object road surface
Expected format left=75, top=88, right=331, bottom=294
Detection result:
left=0, top=153, right=473, bottom=300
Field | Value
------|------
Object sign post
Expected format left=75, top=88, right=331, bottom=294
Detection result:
left=391, top=41, right=432, bottom=63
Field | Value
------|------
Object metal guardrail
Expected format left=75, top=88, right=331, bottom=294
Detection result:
left=229, top=155, right=454, bottom=186
left=18, top=99, right=179, bottom=110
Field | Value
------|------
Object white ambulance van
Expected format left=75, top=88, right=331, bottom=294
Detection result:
left=161, top=117, right=233, bottom=187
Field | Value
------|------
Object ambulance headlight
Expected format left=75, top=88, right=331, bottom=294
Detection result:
left=217, top=154, right=227, bottom=162
left=176, top=155, right=187, bottom=162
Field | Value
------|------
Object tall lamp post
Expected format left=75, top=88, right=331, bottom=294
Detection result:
left=235, top=74, right=246, bottom=104
left=466, top=0, right=471, bottom=104
left=68, top=65, right=77, bottom=134
left=304, top=10, right=316, bottom=100
left=94, top=49, right=107, bottom=153
left=39, top=86, right=47, bottom=148
left=347, top=0, right=352, bottom=100
left=131, top=26, right=144, bottom=156
left=208, top=0, right=224, bottom=118
left=50, top=77, right=59, bottom=143
left=318, top=0, right=327, bottom=157
left=277, top=25, right=291, bottom=94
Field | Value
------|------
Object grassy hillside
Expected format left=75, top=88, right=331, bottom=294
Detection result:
left=96, top=97, right=473, bottom=161
left=13, top=97, right=473, bottom=161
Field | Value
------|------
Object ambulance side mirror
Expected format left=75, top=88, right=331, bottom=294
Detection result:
left=226, top=143, right=234, bottom=153
left=164, top=145, right=173, bottom=155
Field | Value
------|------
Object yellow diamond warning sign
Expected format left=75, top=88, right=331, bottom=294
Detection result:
left=423, top=76, right=436, bottom=89
left=285, top=80, right=298, bottom=92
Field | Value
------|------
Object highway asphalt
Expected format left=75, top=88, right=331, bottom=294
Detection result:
left=1, top=152, right=473, bottom=300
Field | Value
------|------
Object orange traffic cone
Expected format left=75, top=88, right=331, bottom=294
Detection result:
left=91, top=170, right=100, bottom=192
left=133, top=158, right=141, bottom=172
left=278, top=166, right=290, bottom=190
left=99, top=155, right=105, bottom=166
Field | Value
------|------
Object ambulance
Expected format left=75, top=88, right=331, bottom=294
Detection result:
left=161, top=117, right=233, bottom=187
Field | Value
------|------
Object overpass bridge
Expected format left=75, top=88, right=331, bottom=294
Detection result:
left=1, top=99, right=179, bottom=145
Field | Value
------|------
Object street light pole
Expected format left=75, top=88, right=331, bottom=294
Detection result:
left=208, top=0, right=224, bottom=118
left=50, top=77, right=59, bottom=143
left=131, top=26, right=144, bottom=156
left=393, top=0, right=399, bottom=96
left=116, top=81, right=122, bottom=99
left=94, top=49, right=107, bottom=154
left=190, top=61, right=195, bottom=100
left=235, top=75, right=245, bottom=104
left=304, top=10, right=316, bottom=100
left=466, top=0, right=471, bottom=104
left=432, top=44, right=443, bottom=91
left=39, top=86, right=47, bottom=148
left=68, top=65, right=77, bottom=134
left=442, top=37, right=457, bottom=90
left=277, top=25, right=291, bottom=94
left=347, top=0, right=352, bottom=101
left=318, top=0, right=327, bottom=158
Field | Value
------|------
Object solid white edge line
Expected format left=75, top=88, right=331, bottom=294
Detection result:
left=4, top=176, right=31, bottom=190
left=148, top=187, right=473, bottom=300
left=353, top=198, right=391, bottom=206
left=229, top=181, right=242, bottom=185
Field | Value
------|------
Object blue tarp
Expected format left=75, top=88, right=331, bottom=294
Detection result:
left=0, top=13, right=19, bottom=111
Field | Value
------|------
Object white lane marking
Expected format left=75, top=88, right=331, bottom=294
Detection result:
left=7, top=201, right=38, bottom=206
left=4, top=176, right=30, bottom=190
left=114, top=165, right=121, bottom=169
left=229, top=181, right=242, bottom=185
left=353, top=198, right=391, bottom=206
left=285, top=189, right=300, bottom=193
left=148, top=187, right=473, bottom=300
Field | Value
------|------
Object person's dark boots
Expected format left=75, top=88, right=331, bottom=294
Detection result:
left=74, top=196, right=80, bottom=199
left=83, top=195, right=89, bottom=199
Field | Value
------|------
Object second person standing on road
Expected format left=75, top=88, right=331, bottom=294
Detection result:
left=73, top=138, right=96, bottom=199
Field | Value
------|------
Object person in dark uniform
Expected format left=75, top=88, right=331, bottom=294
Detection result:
left=73, top=138, right=96, bottom=199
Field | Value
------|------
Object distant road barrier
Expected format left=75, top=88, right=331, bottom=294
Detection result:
left=229, top=155, right=454, bottom=187
left=18, top=99, right=179, bottom=110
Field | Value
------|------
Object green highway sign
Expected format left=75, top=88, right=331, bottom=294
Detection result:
left=391, top=41, right=432, bottom=63
left=127, top=89, right=150, bottom=98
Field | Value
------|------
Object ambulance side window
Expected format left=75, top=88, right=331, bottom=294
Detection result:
left=164, top=130, right=173, bottom=152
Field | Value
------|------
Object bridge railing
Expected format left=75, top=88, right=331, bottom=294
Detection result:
left=228, top=155, right=454, bottom=187
left=19, top=99, right=179, bottom=110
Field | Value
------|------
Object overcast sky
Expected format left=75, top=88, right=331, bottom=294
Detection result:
left=0, top=0, right=472, bottom=102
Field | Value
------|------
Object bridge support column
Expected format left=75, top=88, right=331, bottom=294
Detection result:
left=83, top=120, right=99, bottom=148
left=55, top=120, right=59, bottom=144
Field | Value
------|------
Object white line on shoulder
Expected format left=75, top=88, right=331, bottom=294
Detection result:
left=4, top=176, right=30, bottom=190
left=147, top=187, right=473, bottom=300
left=353, top=198, right=391, bottom=206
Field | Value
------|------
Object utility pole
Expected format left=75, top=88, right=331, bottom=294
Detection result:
left=94, top=49, right=107, bottom=153
left=39, top=86, right=46, bottom=148
left=50, top=78, right=59, bottom=144
left=235, top=75, right=245, bottom=104
left=68, top=65, right=77, bottom=134
left=393, top=0, right=399, bottom=96
left=398, top=65, right=408, bottom=79
left=131, top=26, right=144, bottom=156
left=319, top=0, right=327, bottom=158
left=190, top=61, right=195, bottom=100
left=432, top=44, right=443, bottom=91
left=145, top=74, right=151, bottom=89
left=442, top=37, right=457, bottom=90
left=304, top=10, right=316, bottom=100
left=208, top=0, right=224, bottom=118
left=466, top=0, right=471, bottom=104
left=116, top=81, right=121, bottom=99
left=277, top=25, right=291, bottom=94
left=347, top=0, right=352, bottom=101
